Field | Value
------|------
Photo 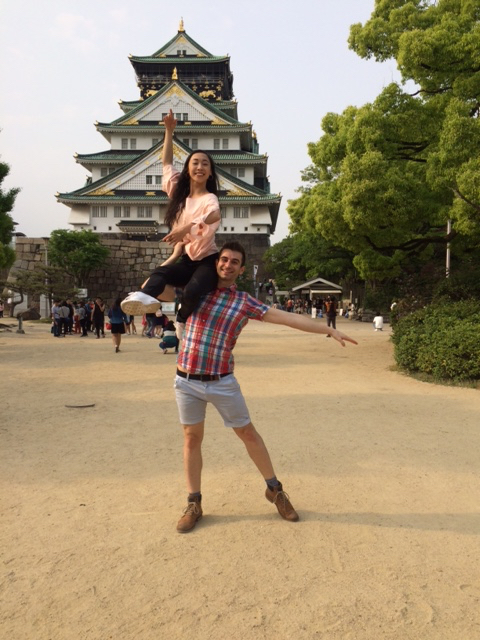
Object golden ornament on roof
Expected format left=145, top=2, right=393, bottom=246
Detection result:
left=179, top=18, right=185, bottom=32
left=172, top=67, right=178, bottom=80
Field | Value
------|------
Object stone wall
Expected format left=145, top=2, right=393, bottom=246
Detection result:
left=8, top=233, right=271, bottom=307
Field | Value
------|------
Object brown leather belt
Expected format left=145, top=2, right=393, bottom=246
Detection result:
left=176, top=369, right=232, bottom=382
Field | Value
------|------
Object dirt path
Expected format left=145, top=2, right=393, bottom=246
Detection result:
left=1, top=318, right=479, bottom=639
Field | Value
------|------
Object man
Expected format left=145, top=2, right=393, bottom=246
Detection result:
left=174, top=241, right=357, bottom=533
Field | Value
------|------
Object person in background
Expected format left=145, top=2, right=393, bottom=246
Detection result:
left=51, top=300, right=61, bottom=337
left=373, top=312, right=384, bottom=332
left=324, top=295, right=337, bottom=336
left=108, top=298, right=128, bottom=353
left=84, top=300, right=94, bottom=333
left=130, top=316, right=137, bottom=334
left=91, top=297, right=106, bottom=339
left=65, top=299, right=74, bottom=334
left=159, top=320, right=179, bottom=354
left=153, top=305, right=169, bottom=337
left=77, top=302, right=88, bottom=337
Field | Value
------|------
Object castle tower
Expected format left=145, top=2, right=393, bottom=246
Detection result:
left=56, top=22, right=281, bottom=259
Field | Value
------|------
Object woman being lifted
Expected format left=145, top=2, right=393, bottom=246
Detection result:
left=121, top=109, right=221, bottom=339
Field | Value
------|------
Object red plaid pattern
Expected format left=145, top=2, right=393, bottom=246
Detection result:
left=177, top=285, right=269, bottom=375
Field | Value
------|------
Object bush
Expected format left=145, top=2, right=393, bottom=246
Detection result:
left=392, top=300, right=480, bottom=383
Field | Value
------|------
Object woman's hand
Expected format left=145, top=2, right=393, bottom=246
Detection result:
left=163, top=224, right=191, bottom=245
left=163, top=109, right=177, bottom=133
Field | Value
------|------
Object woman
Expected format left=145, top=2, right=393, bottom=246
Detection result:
left=108, top=298, right=128, bottom=353
left=121, top=109, right=221, bottom=340
left=91, top=297, right=106, bottom=339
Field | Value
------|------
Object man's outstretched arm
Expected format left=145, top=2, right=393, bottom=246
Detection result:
left=263, top=308, right=358, bottom=347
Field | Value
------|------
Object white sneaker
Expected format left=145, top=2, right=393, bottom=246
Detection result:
left=121, top=291, right=161, bottom=315
left=175, top=321, right=185, bottom=341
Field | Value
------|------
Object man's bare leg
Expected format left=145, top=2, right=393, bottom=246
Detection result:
left=234, top=422, right=299, bottom=522
left=182, top=422, right=204, bottom=493
left=177, top=422, right=205, bottom=533
left=233, top=422, right=275, bottom=478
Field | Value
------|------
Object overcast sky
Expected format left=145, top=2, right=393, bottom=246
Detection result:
left=0, top=0, right=400, bottom=244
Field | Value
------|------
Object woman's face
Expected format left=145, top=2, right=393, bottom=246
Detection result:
left=188, top=153, right=212, bottom=185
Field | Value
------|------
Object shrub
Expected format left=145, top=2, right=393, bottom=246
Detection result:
left=392, top=300, right=480, bottom=383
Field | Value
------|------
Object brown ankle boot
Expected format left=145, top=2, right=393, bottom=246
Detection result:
left=265, top=483, right=299, bottom=521
left=176, top=499, right=203, bottom=533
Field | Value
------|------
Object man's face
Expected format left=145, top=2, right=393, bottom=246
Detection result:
left=216, top=250, right=245, bottom=286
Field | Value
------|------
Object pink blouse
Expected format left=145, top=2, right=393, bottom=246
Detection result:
left=162, top=164, right=220, bottom=261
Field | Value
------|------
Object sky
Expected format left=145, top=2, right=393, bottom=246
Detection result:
left=0, top=0, right=401, bottom=244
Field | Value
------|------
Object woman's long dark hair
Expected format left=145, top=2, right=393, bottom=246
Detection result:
left=164, top=150, right=219, bottom=229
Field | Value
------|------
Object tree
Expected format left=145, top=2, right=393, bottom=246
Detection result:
left=0, top=161, right=20, bottom=271
left=47, top=229, right=110, bottom=287
left=264, top=233, right=355, bottom=289
left=289, top=0, right=480, bottom=280
left=0, top=265, right=78, bottom=316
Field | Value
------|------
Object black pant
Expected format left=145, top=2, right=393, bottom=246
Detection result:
left=327, top=315, right=336, bottom=330
left=143, top=253, right=218, bottom=322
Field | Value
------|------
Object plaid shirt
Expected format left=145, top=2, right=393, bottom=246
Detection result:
left=177, top=285, right=269, bottom=375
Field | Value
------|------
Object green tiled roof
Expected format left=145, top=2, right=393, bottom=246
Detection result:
left=97, top=123, right=251, bottom=134
left=76, top=150, right=266, bottom=165
left=58, top=193, right=280, bottom=205
left=108, top=79, right=243, bottom=128
left=130, top=55, right=229, bottom=64
left=76, top=150, right=142, bottom=163
left=150, top=30, right=214, bottom=58
left=59, top=138, right=276, bottom=202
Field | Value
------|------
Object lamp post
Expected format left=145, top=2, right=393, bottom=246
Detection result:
left=446, top=220, right=452, bottom=278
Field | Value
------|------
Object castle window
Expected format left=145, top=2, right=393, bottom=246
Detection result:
left=114, top=206, right=131, bottom=219
left=146, top=175, right=162, bottom=186
left=121, top=138, right=128, bottom=150
left=91, top=206, right=107, bottom=218
left=222, top=139, right=229, bottom=150
left=213, top=139, right=220, bottom=150
left=233, top=206, right=249, bottom=219
left=244, top=227, right=248, bottom=232
left=230, top=167, right=245, bottom=178
left=183, top=138, right=189, bottom=146
left=183, top=113, right=188, bottom=121
left=191, top=138, right=198, bottom=150
left=137, top=206, right=153, bottom=218
left=130, top=139, right=137, bottom=150
left=220, top=207, right=227, bottom=219
left=101, top=168, right=108, bottom=177
left=152, top=138, right=159, bottom=146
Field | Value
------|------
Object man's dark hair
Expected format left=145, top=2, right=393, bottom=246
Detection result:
left=219, top=241, right=246, bottom=266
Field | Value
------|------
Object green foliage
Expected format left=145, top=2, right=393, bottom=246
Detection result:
left=48, top=229, right=110, bottom=286
left=392, top=300, right=480, bottom=382
left=289, top=1, right=480, bottom=281
left=264, top=233, right=355, bottom=289
left=0, top=161, right=20, bottom=270
left=1, top=265, right=78, bottom=303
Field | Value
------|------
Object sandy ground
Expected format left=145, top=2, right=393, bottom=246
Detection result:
left=1, top=317, right=479, bottom=640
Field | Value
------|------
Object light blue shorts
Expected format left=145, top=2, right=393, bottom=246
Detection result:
left=174, top=373, right=251, bottom=428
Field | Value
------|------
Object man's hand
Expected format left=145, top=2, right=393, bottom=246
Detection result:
left=329, top=329, right=358, bottom=347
